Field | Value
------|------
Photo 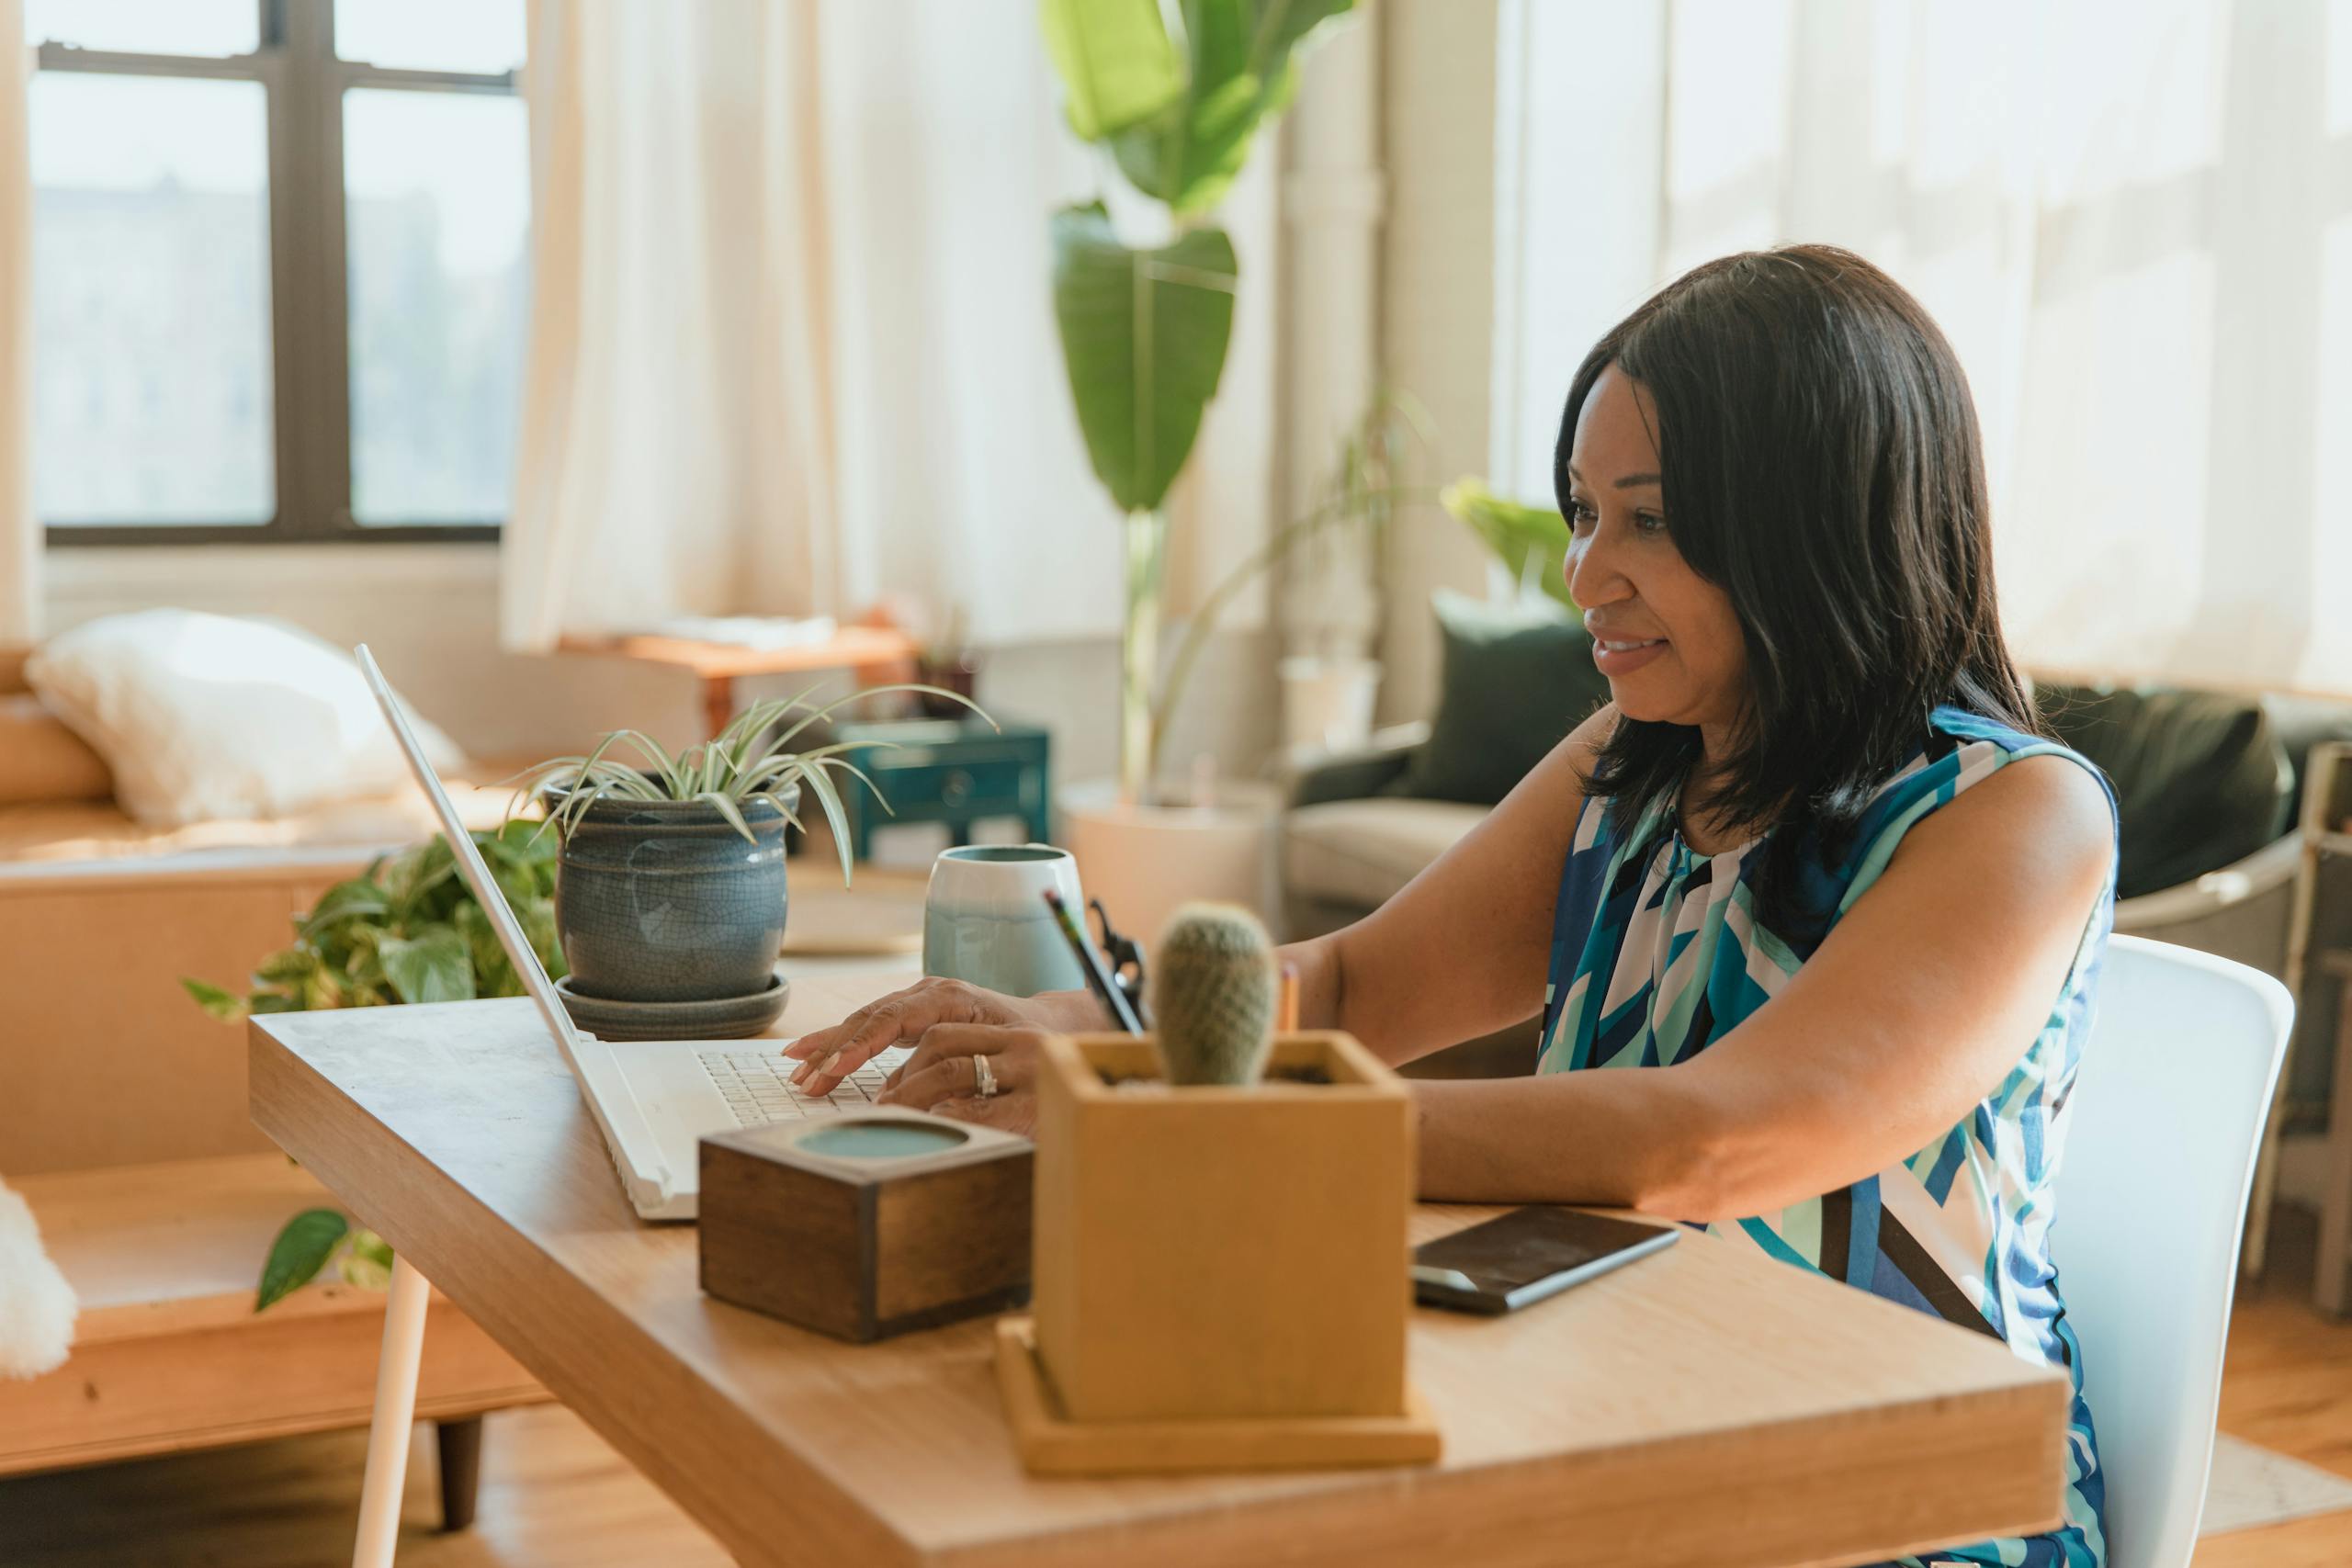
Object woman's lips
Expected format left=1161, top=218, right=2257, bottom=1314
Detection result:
left=1592, top=637, right=1668, bottom=676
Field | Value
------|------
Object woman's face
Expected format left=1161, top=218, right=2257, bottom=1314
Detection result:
left=1563, top=364, right=1747, bottom=739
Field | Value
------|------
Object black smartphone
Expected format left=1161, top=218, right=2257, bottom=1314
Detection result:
left=1412, top=1206, right=1679, bottom=1314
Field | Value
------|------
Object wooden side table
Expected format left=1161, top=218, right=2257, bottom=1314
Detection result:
left=559, top=627, right=921, bottom=740
left=2249, top=740, right=2352, bottom=1284
left=2314, top=947, right=2352, bottom=1314
left=832, top=716, right=1051, bottom=859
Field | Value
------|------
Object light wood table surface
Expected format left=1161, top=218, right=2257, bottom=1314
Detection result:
left=249, top=974, right=2071, bottom=1568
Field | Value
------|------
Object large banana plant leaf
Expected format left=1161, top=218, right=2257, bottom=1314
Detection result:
left=1441, top=478, right=1577, bottom=611
left=1039, top=0, right=1185, bottom=140
left=1051, top=202, right=1238, bottom=513
left=1115, top=0, right=1354, bottom=214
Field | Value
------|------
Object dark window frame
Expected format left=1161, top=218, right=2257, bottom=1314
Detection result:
left=37, top=0, right=517, bottom=547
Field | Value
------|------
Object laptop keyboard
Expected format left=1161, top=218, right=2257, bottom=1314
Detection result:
left=697, top=1044, right=914, bottom=1127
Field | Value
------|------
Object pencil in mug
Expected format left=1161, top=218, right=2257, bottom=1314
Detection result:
left=1042, top=887, right=1144, bottom=1035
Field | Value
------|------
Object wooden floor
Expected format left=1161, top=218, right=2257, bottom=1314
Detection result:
left=2191, top=1207, right=2352, bottom=1567
left=4, top=1213, right=2347, bottom=1566
left=0, top=1405, right=730, bottom=1567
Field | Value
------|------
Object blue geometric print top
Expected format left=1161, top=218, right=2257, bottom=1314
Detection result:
left=1538, top=707, right=2112, bottom=1567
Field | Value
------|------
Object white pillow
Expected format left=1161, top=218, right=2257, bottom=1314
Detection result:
left=27, top=609, right=466, bottom=827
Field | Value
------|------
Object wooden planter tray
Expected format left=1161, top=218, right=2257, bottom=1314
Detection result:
left=993, top=1317, right=1441, bottom=1475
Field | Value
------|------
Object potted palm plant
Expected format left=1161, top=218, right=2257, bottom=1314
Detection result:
left=1042, top=0, right=1359, bottom=944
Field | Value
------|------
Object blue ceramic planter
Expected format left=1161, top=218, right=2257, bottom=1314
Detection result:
left=553, top=786, right=797, bottom=1003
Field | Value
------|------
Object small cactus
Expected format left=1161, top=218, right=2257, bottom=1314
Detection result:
left=1149, top=903, right=1278, bottom=1086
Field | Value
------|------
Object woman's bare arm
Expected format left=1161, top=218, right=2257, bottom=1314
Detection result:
left=1408, top=753, right=2115, bottom=1217
left=1279, top=705, right=1617, bottom=1066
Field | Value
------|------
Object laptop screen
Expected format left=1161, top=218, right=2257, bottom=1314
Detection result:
left=354, top=643, right=583, bottom=1060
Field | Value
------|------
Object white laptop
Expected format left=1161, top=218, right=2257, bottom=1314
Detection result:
left=356, top=644, right=909, bottom=1222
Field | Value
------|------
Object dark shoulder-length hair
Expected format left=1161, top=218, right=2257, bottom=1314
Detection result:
left=1558, top=243, right=2039, bottom=931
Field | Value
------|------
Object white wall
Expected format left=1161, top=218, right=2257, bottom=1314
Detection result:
left=1375, top=0, right=1502, bottom=726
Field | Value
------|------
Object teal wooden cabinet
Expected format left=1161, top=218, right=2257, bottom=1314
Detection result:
left=833, top=717, right=1051, bottom=861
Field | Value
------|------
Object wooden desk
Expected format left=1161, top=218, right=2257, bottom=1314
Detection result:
left=249, top=978, right=2070, bottom=1568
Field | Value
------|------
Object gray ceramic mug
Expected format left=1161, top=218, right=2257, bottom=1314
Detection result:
left=922, top=845, right=1089, bottom=998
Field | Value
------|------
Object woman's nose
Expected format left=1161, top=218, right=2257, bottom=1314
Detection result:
left=1566, top=534, right=1630, bottom=609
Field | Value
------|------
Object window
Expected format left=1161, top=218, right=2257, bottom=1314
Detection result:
left=29, top=0, right=530, bottom=544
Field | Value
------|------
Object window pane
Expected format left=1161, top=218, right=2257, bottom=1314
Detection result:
left=24, top=0, right=257, bottom=56
left=334, top=0, right=525, bottom=74
left=30, top=73, right=274, bottom=526
left=344, top=88, right=529, bottom=525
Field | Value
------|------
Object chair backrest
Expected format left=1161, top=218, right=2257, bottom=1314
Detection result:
left=2059, top=934, right=2292, bottom=1568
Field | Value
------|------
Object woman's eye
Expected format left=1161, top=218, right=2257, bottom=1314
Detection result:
left=1634, top=512, right=1668, bottom=535
left=1566, top=501, right=1598, bottom=530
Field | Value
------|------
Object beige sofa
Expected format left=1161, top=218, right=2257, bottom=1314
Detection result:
left=0, top=646, right=540, bottom=1524
left=1283, top=721, right=2304, bottom=971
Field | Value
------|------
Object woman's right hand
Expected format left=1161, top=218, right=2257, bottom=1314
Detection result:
left=782, top=978, right=1107, bottom=1096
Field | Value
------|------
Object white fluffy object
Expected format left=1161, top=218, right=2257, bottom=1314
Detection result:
left=0, top=1182, right=75, bottom=1380
left=27, top=609, right=464, bottom=828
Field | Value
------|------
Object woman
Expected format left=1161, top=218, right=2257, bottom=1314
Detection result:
left=787, top=245, right=2113, bottom=1568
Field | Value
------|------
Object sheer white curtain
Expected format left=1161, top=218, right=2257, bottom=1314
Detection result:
left=507, top=0, right=1275, bottom=653
left=0, top=14, right=32, bottom=645
left=1493, top=0, right=2352, bottom=695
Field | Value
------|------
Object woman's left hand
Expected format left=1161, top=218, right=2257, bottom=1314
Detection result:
left=874, top=1022, right=1050, bottom=1137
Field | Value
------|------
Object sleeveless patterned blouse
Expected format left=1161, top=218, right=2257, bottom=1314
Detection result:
left=1539, top=706, right=2112, bottom=1567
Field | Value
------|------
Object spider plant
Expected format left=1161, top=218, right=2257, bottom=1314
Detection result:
left=508, top=683, right=991, bottom=886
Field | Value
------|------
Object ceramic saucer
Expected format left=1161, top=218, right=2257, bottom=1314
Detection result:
left=553, top=974, right=790, bottom=1042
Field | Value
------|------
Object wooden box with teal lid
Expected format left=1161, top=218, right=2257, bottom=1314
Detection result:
left=698, top=1110, right=1033, bottom=1342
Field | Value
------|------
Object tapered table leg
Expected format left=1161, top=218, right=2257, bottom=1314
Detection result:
left=353, top=1254, right=432, bottom=1568
left=436, top=1415, right=484, bottom=1531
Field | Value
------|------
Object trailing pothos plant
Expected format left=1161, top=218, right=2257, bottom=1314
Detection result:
left=185, top=822, right=565, bottom=1023
left=184, top=823, right=567, bottom=1310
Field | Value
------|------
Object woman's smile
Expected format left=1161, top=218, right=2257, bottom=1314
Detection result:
left=1592, top=635, right=1668, bottom=676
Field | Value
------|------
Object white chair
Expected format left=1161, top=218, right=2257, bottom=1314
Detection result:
left=2059, top=933, right=2293, bottom=1568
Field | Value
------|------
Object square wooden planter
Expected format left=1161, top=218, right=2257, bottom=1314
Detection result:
left=995, top=1031, right=1439, bottom=1474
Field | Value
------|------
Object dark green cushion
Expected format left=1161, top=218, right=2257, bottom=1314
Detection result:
left=2035, top=682, right=2291, bottom=900
left=1388, top=591, right=1612, bottom=806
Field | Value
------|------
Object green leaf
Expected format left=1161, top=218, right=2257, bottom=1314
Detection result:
left=300, top=964, right=345, bottom=1012
left=328, top=925, right=383, bottom=990
left=694, top=790, right=760, bottom=846
left=298, top=877, right=391, bottom=940
left=337, top=1228, right=394, bottom=1291
left=250, top=992, right=302, bottom=1015
left=1442, top=478, right=1577, bottom=611
left=489, top=856, right=542, bottom=916
left=478, top=828, right=529, bottom=869
left=797, top=764, right=861, bottom=889
left=1051, top=203, right=1238, bottom=514
left=378, top=837, right=458, bottom=915
left=255, top=1208, right=349, bottom=1313
left=255, top=945, right=322, bottom=986
left=452, top=898, right=518, bottom=998
left=1105, top=0, right=1355, bottom=214
left=377, top=927, right=476, bottom=1006
left=1039, top=0, right=1184, bottom=141
left=181, top=977, right=247, bottom=1022
left=520, top=897, right=567, bottom=982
